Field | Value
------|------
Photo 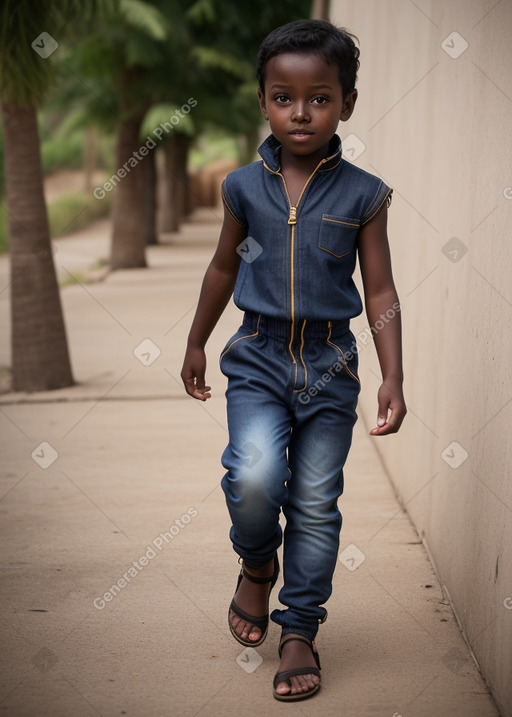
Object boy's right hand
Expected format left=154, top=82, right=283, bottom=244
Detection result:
left=181, top=346, right=212, bottom=401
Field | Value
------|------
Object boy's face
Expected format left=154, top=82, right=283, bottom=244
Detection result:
left=258, top=52, right=357, bottom=160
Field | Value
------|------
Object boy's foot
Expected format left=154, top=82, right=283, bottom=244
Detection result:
left=273, top=634, right=321, bottom=700
left=229, top=558, right=277, bottom=644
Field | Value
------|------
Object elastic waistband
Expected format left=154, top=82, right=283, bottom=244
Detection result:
left=243, top=312, right=350, bottom=341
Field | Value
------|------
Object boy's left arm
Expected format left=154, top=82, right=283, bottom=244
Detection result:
left=357, top=205, right=407, bottom=435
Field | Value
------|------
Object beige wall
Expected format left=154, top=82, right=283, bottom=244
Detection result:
left=330, top=0, right=512, bottom=713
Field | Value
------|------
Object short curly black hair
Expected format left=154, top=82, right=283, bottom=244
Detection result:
left=256, top=19, right=360, bottom=98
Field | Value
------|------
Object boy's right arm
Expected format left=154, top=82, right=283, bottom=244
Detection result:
left=180, top=203, right=246, bottom=401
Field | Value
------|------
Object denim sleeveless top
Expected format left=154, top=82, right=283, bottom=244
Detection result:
left=221, top=134, right=392, bottom=322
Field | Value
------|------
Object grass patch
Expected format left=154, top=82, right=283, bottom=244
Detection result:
left=190, top=132, right=239, bottom=168
left=59, top=271, right=88, bottom=288
left=48, top=191, right=112, bottom=237
left=0, top=366, right=11, bottom=394
left=41, top=130, right=85, bottom=174
left=0, top=191, right=112, bottom=253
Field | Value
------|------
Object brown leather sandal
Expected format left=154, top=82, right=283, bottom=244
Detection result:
left=273, top=635, right=321, bottom=702
left=228, top=555, right=279, bottom=647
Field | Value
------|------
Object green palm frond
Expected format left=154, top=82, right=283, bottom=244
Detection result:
left=117, top=0, right=168, bottom=41
left=0, top=1, right=54, bottom=106
left=141, top=103, right=195, bottom=139
left=0, top=0, right=110, bottom=107
left=186, top=0, right=216, bottom=24
left=190, top=46, right=253, bottom=80
left=124, top=33, right=166, bottom=67
left=51, top=106, right=92, bottom=137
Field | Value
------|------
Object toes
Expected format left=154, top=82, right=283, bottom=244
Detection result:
left=229, top=612, right=261, bottom=642
left=291, top=675, right=308, bottom=694
left=277, top=674, right=318, bottom=696
left=298, top=673, right=319, bottom=692
left=248, top=626, right=262, bottom=640
left=229, top=610, right=240, bottom=631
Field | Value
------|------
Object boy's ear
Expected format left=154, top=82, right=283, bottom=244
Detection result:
left=340, top=88, right=358, bottom=122
left=258, top=88, right=269, bottom=120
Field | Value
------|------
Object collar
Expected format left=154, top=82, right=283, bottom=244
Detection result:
left=258, top=133, right=342, bottom=173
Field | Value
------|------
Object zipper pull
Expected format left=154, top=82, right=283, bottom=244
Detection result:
left=288, top=206, right=297, bottom=225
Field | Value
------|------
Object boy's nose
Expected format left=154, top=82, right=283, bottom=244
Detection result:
left=292, top=101, right=310, bottom=121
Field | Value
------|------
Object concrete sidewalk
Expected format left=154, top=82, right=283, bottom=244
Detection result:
left=0, top=210, right=500, bottom=716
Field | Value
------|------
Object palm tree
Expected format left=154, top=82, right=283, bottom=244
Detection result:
left=0, top=0, right=83, bottom=391
left=68, top=0, right=169, bottom=269
left=141, top=104, right=196, bottom=235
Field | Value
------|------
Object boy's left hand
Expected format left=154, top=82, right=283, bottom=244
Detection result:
left=369, top=380, right=407, bottom=435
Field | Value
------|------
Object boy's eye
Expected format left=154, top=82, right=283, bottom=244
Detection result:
left=272, top=94, right=330, bottom=105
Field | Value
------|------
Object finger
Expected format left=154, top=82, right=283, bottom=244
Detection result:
left=182, top=375, right=197, bottom=395
left=370, top=403, right=390, bottom=433
left=191, top=385, right=212, bottom=401
left=183, top=374, right=210, bottom=399
left=370, top=421, right=394, bottom=435
left=370, top=405, right=393, bottom=435
left=370, top=406, right=403, bottom=435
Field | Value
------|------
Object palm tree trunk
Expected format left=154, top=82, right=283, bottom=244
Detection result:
left=161, top=134, right=179, bottom=233
left=2, top=102, right=74, bottom=392
left=110, top=68, right=148, bottom=269
left=237, top=127, right=260, bottom=166
left=312, top=0, right=330, bottom=20
left=140, top=149, right=158, bottom=245
left=175, top=132, right=191, bottom=219
left=161, top=132, right=191, bottom=233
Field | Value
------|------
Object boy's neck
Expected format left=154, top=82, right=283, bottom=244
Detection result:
left=279, top=142, right=332, bottom=178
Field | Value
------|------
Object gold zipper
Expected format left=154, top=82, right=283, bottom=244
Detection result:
left=277, top=158, right=328, bottom=365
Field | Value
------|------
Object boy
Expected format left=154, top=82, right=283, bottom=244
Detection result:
left=181, top=19, right=406, bottom=701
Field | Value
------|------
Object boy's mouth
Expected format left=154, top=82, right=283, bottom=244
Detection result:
left=289, top=130, right=314, bottom=141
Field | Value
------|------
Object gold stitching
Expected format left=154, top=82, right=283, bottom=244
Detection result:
left=221, top=187, right=247, bottom=227
left=318, top=246, right=353, bottom=259
left=326, top=323, right=360, bottom=385
left=361, top=189, right=393, bottom=226
left=220, top=314, right=261, bottom=362
left=322, top=217, right=359, bottom=228
left=293, top=320, right=308, bottom=392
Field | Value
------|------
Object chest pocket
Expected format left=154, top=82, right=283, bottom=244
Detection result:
left=318, top=214, right=360, bottom=258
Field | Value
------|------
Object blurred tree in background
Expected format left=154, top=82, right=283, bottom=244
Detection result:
left=0, top=0, right=311, bottom=391
left=0, top=0, right=96, bottom=391
left=66, top=0, right=173, bottom=268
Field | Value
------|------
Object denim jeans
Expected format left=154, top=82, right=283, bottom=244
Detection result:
left=220, top=311, right=360, bottom=639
